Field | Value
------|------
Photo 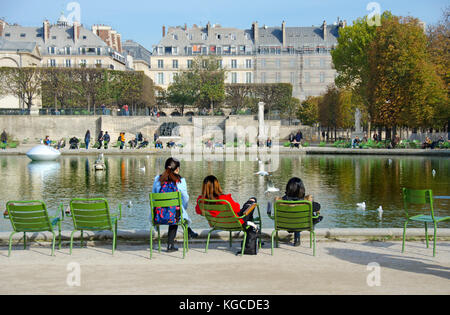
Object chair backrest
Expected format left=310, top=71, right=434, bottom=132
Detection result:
left=402, top=188, right=434, bottom=220
left=149, top=192, right=183, bottom=223
left=198, top=198, right=243, bottom=231
left=70, top=198, right=113, bottom=231
left=6, top=201, right=53, bottom=233
left=273, top=200, right=313, bottom=232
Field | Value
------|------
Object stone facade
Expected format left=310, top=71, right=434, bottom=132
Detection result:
left=149, top=20, right=343, bottom=101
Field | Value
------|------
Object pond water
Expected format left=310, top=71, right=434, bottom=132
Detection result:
left=0, top=154, right=449, bottom=232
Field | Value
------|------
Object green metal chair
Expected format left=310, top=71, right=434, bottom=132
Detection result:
left=149, top=192, right=188, bottom=259
left=198, top=198, right=262, bottom=256
left=269, top=200, right=317, bottom=256
left=67, top=198, right=122, bottom=255
left=4, top=200, right=63, bottom=256
left=402, top=188, right=450, bottom=257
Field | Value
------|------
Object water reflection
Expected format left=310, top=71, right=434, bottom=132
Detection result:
left=0, top=155, right=448, bottom=232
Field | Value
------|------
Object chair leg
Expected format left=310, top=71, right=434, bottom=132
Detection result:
left=58, top=221, right=62, bottom=250
left=313, top=232, right=316, bottom=256
left=424, top=222, right=429, bottom=248
left=271, top=230, right=276, bottom=256
left=241, top=232, right=247, bottom=256
left=51, top=232, right=56, bottom=256
left=402, top=220, right=408, bottom=253
left=149, top=226, right=153, bottom=259
left=114, top=221, right=118, bottom=250
left=112, top=230, right=116, bottom=256
left=229, top=231, right=232, bottom=247
left=433, top=223, right=437, bottom=257
left=69, top=231, right=76, bottom=255
left=23, top=232, right=26, bottom=249
left=205, top=229, right=214, bottom=253
left=157, top=226, right=161, bottom=253
left=8, top=232, right=16, bottom=257
left=80, top=230, right=84, bottom=247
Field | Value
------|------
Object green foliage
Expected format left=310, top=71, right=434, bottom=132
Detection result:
left=319, top=142, right=326, bottom=147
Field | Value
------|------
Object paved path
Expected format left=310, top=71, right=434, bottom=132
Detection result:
left=0, top=240, right=449, bottom=295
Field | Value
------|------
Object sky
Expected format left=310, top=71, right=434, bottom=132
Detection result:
left=2, top=0, right=448, bottom=51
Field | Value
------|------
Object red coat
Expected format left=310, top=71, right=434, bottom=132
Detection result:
left=195, top=194, right=242, bottom=223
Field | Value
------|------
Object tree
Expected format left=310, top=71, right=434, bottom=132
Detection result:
left=331, top=12, right=393, bottom=134
left=167, top=71, right=199, bottom=115
left=368, top=15, right=448, bottom=135
left=225, top=84, right=253, bottom=114
left=0, top=67, right=43, bottom=110
left=298, top=96, right=320, bottom=126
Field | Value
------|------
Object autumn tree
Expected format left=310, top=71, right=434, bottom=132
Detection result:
left=0, top=67, right=43, bottom=110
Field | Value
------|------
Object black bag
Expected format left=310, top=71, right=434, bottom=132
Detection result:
left=242, top=224, right=258, bottom=255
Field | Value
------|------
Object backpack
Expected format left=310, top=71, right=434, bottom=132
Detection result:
left=241, top=222, right=259, bottom=255
left=154, top=181, right=180, bottom=225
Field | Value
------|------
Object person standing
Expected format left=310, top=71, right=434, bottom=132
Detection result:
left=119, top=132, right=125, bottom=150
left=97, top=131, right=104, bottom=150
left=1, top=130, right=7, bottom=149
left=103, top=131, right=110, bottom=149
left=84, top=130, right=91, bottom=150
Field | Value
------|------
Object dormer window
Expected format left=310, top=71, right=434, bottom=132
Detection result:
left=20, top=33, right=26, bottom=38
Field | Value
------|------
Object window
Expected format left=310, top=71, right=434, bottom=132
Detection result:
left=231, top=59, right=237, bottom=69
left=290, top=72, right=295, bottom=84
left=52, top=36, right=57, bottom=40
left=320, top=72, right=325, bottom=83
left=64, top=47, right=71, bottom=55
left=79, top=47, right=86, bottom=55
left=275, top=59, right=281, bottom=68
left=172, top=60, right=178, bottom=69
left=290, top=59, right=296, bottom=68
left=305, top=72, right=310, bottom=83
left=173, top=47, right=178, bottom=55
left=65, top=59, right=72, bottom=68
left=245, top=59, right=252, bottom=69
left=260, top=59, right=266, bottom=68
left=275, top=72, right=281, bottom=83
left=48, top=59, right=56, bottom=67
left=187, top=60, right=193, bottom=68
left=320, top=59, right=325, bottom=68
left=97, top=48, right=101, bottom=55
left=231, top=72, right=238, bottom=84
left=304, top=59, right=310, bottom=68
left=261, top=72, right=266, bottom=83
left=5, top=33, right=10, bottom=37
left=246, top=72, right=252, bottom=84
left=157, top=73, right=164, bottom=85
left=158, top=59, right=164, bottom=69
left=48, top=46, right=56, bottom=54
left=20, top=33, right=26, bottom=38
left=80, top=60, right=87, bottom=67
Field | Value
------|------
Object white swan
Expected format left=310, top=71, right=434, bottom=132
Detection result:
left=357, top=202, right=366, bottom=210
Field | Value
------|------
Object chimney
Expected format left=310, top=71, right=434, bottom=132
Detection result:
left=0, top=20, right=5, bottom=37
left=73, top=21, right=80, bottom=42
left=206, top=21, right=211, bottom=38
left=252, top=21, right=259, bottom=45
left=43, top=20, right=50, bottom=42
left=322, top=20, right=327, bottom=41
left=184, top=23, right=187, bottom=31
left=162, top=25, right=166, bottom=37
left=281, top=21, right=286, bottom=48
left=117, top=33, right=122, bottom=53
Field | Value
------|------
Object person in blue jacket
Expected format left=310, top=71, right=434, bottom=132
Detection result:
left=151, top=157, right=198, bottom=252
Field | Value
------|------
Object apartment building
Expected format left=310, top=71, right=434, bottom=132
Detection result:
left=149, top=20, right=343, bottom=101
left=0, top=15, right=126, bottom=71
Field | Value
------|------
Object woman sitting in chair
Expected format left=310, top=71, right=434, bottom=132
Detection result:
left=275, top=177, right=323, bottom=247
left=151, top=157, right=198, bottom=252
left=195, top=175, right=257, bottom=225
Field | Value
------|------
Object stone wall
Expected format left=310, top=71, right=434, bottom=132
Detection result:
left=0, top=115, right=320, bottom=144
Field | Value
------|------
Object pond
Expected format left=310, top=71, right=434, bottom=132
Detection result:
left=0, top=154, right=449, bottom=232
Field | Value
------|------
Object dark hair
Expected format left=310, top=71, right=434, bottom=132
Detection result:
left=201, top=175, right=223, bottom=200
left=159, top=157, right=181, bottom=184
left=285, top=177, right=306, bottom=199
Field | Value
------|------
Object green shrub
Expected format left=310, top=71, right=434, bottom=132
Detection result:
left=283, top=142, right=291, bottom=147
left=8, top=142, right=18, bottom=148
left=319, top=142, right=326, bottom=147
left=302, top=142, right=310, bottom=147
